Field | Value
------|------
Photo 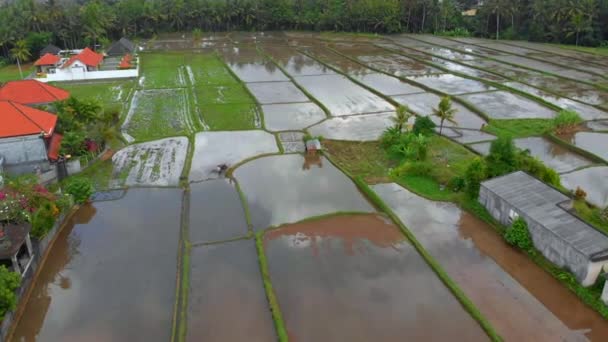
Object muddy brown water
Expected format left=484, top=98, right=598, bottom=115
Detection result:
left=233, top=154, right=375, bottom=230
left=373, top=183, right=608, bottom=341
left=187, top=240, right=275, bottom=341
left=263, top=214, right=488, bottom=341
left=10, top=188, right=183, bottom=342
left=189, top=179, right=249, bottom=243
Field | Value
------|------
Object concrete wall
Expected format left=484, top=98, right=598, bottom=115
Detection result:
left=479, top=185, right=601, bottom=286
left=0, top=135, right=53, bottom=175
left=36, top=60, right=138, bottom=83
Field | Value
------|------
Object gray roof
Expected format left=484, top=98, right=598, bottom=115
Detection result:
left=40, top=44, right=61, bottom=56
left=106, top=37, right=135, bottom=56
left=482, top=171, right=608, bottom=259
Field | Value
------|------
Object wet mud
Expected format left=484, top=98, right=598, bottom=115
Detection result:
left=263, top=214, right=488, bottom=341
left=187, top=240, right=275, bottom=341
left=10, top=188, right=183, bottom=342
left=233, top=154, right=374, bottom=230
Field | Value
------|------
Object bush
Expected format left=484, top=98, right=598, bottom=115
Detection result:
left=388, top=133, right=428, bottom=162
left=436, top=28, right=471, bottom=37
left=412, top=116, right=436, bottom=136
left=31, top=202, right=59, bottom=239
left=575, top=187, right=587, bottom=200
left=60, top=130, right=87, bottom=156
left=0, top=265, right=21, bottom=319
left=391, top=161, right=433, bottom=177
left=516, top=152, right=561, bottom=187
left=448, top=176, right=466, bottom=192
left=464, top=157, right=487, bottom=199
left=380, top=126, right=401, bottom=148
left=504, top=217, right=534, bottom=252
left=553, top=110, right=582, bottom=132
left=485, top=135, right=517, bottom=177
left=64, top=177, right=94, bottom=204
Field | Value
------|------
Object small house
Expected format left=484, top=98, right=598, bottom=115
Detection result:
left=0, top=80, right=70, bottom=106
left=0, top=100, right=61, bottom=175
left=106, top=38, right=136, bottom=57
left=305, top=139, right=322, bottom=155
left=62, top=47, right=104, bottom=73
left=34, top=53, right=62, bottom=74
left=39, top=44, right=61, bottom=57
left=479, top=171, right=608, bottom=287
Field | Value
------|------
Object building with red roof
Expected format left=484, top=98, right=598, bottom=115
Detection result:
left=62, top=47, right=104, bottom=71
left=0, top=80, right=70, bottom=105
left=0, top=100, right=60, bottom=174
left=34, top=53, right=61, bottom=74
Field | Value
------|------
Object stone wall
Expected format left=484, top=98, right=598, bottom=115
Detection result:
left=479, top=185, right=596, bottom=285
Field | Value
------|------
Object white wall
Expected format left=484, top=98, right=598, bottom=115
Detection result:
left=37, top=68, right=138, bottom=82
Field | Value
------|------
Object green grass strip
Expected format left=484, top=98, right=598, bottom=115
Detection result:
left=353, top=177, right=503, bottom=342
left=255, top=230, right=289, bottom=342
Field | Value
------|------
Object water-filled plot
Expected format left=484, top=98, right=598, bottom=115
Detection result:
left=122, top=89, right=195, bottom=141
left=407, top=73, right=496, bottom=95
left=262, top=102, right=326, bottom=131
left=187, top=240, right=276, bottom=341
left=309, top=112, right=394, bottom=141
left=493, top=54, right=603, bottom=82
left=221, top=46, right=289, bottom=83
left=568, top=132, right=608, bottom=161
left=11, top=188, right=183, bottom=341
left=351, top=73, right=424, bottom=96
left=189, top=130, right=279, bottom=182
left=372, top=183, right=598, bottom=341
left=189, top=179, right=250, bottom=243
left=234, top=154, right=375, bottom=230
left=245, top=81, right=309, bottom=104
left=301, top=45, right=376, bottom=76
left=561, top=166, right=608, bottom=208
left=361, top=53, right=444, bottom=77
left=459, top=91, right=556, bottom=119
left=294, top=74, right=394, bottom=116
left=262, top=214, right=488, bottom=341
left=587, top=120, right=608, bottom=131
left=111, top=137, right=189, bottom=187
left=262, top=46, right=336, bottom=76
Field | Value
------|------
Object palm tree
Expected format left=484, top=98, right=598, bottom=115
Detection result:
left=391, top=105, right=413, bottom=133
left=433, top=96, right=457, bottom=135
left=10, top=40, right=31, bottom=79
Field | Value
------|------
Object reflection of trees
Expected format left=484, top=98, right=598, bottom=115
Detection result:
left=12, top=208, right=88, bottom=341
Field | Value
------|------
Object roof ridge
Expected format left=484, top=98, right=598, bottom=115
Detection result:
left=33, top=80, right=59, bottom=101
left=6, top=100, right=47, bottom=134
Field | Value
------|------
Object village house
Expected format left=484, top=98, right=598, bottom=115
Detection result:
left=106, top=37, right=136, bottom=57
left=34, top=53, right=61, bottom=75
left=479, top=171, right=608, bottom=290
left=0, top=80, right=70, bottom=105
left=61, top=47, right=104, bottom=73
left=0, top=100, right=62, bottom=175
left=39, top=44, right=61, bottom=57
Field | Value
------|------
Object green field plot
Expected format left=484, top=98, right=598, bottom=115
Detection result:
left=59, top=80, right=135, bottom=105
left=184, top=53, right=239, bottom=86
left=202, top=103, right=260, bottom=130
left=195, top=84, right=252, bottom=104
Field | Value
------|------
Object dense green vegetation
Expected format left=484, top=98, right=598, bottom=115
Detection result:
left=1, top=0, right=608, bottom=64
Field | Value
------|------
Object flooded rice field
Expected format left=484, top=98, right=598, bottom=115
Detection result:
left=278, top=131, right=306, bottom=153
left=262, top=102, right=326, bottom=131
left=234, top=154, right=374, bottom=230
left=189, top=179, right=249, bottom=243
left=469, top=137, right=593, bottom=173
left=220, top=46, right=289, bottom=83
left=569, top=132, right=608, bottom=161
left=245, top=81, right=309, bottom=104
left=187, top=240, right=275, bottom=341
left=309, top=112, right=394, bottom=141
left=189, top=131, right=279, bottom=182
left=294, top=74, right=394, bottom=116
left=261, top=46, right=336, bottom=76
left=407, top=74, right=496, bottom=95
left=442, top=128, right=496, bottom=144
left=301, top=45, right=376, bottom=75
left=561, top=166, right=608, bottom=210
left=263, top=214, right=488, bottom=341
left=373, top=183, right=608, bottom=341
left=111, top=137, right=189, bottom=187
left=11, top=188, right=183, bottom=341
left=459, top=90, right=556, bottom=119
left=587, top=120, right=608, bottom=131
left=352, top=73, right=425, bottom=96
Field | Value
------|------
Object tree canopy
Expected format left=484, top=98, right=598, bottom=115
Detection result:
left=0, top=0, right=607, bottom=61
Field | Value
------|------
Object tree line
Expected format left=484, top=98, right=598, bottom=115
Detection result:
left=1, top=0, right=607, bottom=63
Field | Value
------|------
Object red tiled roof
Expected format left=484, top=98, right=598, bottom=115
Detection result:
left=34, top=53, right=61, bottom=66
left=0, top=80, right=70, bottom=104
left=62, top=47, right=103, bottom=68
left=47, top=133, right=63, bottom=160
left=0, top=100, right=57, bottom=138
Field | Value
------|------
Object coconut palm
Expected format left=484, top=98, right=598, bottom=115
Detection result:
left=391, top=105, right=413, bottom=133
left=10, top=40, right=31, bottom=79
left=433, top=96, right=457, bottom=135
